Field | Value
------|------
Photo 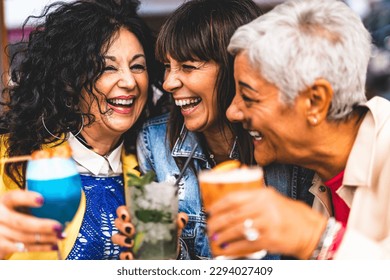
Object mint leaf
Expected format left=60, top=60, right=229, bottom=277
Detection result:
left=127, top=170, right=156, bottom=187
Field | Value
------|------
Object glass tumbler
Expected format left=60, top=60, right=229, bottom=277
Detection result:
left=125, top=181, right=178, bottom=260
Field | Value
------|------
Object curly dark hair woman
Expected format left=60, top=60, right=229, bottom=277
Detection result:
left=0, top=0, right=163, bottom=260
left=1, top=0, right=162, bottom=187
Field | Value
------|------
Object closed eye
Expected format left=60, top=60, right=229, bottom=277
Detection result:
left=130, top=64, right=147, bottom=74
left=103, top=65, right=117, bottom=72
left=181, top=64, right=197, bottom=72
left=241, top=93, right=259, bottom=106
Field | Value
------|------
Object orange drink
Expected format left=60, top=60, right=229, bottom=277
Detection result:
left=198, top=164, right=266, bottom=259
left=198, top=165, right=264, bottom=211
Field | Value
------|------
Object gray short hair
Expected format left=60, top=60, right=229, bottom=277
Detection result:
left=228, top=0, right=372, bottom=120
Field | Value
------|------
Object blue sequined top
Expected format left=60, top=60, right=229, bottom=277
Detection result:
left=66, top=175, right=125, bottom=260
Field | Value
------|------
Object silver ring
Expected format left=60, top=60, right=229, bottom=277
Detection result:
left=15, top=242, right=26, bottom=252
left=35, top=233, right=41, bottom=243
left=243, top=218, right=260, bottom=242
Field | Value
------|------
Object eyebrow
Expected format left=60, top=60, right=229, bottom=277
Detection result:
left=238, top=81, right=258, bottom=93
left=104, top=53, right=146, bottom=62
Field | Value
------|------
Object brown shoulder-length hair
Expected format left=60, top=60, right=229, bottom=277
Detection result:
left=155, top=0, right=262, bottom=166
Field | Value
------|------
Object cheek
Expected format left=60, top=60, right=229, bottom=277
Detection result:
left=136, top=75, right=149, bottom=101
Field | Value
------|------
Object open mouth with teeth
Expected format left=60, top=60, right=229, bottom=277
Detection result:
left=175, top=97, right=202, bottom=111
left=249, top=130, right=263, bottom=141
left=107, top=98, right=135, bottom=108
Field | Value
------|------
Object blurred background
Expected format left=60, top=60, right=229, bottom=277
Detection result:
left=1, top=0, right=390, bottom=99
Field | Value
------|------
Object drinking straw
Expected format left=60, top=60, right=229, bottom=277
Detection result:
left=0, top=155, right=32, bottom=164
left=174, top=143, right=198, bottom=186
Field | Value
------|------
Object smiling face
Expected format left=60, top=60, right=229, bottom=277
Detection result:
left=80, top=27, right=148, bottom=139
left=162, top=56, right=220, bottom=133
left=227, top=53, right=307, bottom=166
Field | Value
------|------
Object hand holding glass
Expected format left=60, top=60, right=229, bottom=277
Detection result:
left=26, top=146, right=82, bottom=227
left=198, top=165, right=267, bottom=259
left=125, top=180, right=178, bottom=260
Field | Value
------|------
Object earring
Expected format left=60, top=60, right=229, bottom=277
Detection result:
left=311, top=117, right=318, bottom=125
left=42, top=114, right=84, bottom=140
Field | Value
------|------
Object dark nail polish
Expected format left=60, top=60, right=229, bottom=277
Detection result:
left=57, top=231, right=66, bottom=239
left=35, top=196, right=44, bottom=205
left=53, top=224, right=63, bottom=233
left=125, top=237, right=132, bottom=245
left=220, top=242, right=228, bottom=249
left=211, top=233, right=218, bottom=241
left=121, top=214, right=126, bottom=221
left=51, top=244, right=59, bottom=250
left=125, top=226, right=132, bottom=234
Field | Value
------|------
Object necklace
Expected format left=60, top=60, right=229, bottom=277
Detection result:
left=75, top=134, right=93, bottom=149
left=208, top=152, right=216, bottom=167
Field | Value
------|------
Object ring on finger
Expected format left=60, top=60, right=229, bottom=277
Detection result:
left=243, top=218, right=260, bottom=242
left=35, top=233, right=41, bottom=244
left=15, top=242, right=27, bottom=252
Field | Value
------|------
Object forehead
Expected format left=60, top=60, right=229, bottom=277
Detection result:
left=234, top=53, right=268, bottom=87
left=106, top=28, right=144, bottom=54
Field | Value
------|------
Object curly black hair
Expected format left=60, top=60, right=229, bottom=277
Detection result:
left=0, top=0, right=163, bottom=188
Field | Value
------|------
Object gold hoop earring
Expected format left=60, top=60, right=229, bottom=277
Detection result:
left=42, top=114, right=84, bottom=140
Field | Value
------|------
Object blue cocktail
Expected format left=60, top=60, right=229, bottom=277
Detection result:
left=26, top=147, right=82, bottom=226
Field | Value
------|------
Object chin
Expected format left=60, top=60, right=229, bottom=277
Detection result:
left=254, top=154, right=273, bottom=167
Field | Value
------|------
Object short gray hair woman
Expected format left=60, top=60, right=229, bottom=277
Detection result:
left=207, top=0, right=390, bottom=260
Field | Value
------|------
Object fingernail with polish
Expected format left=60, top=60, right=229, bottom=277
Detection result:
left=53, top=224, right=63, bottom=233
left=220, top=242, right=228, bottom=249
left=121, top=214, right=126, bottom=221
left=57, top=231, right=66, bottom=239
left=51, top=244, right=59, bottom=250
left=35, top=196, right=44, bottom=205
left=125, top=237, right=133, bottom=245
left=211, top=233, right=218, bottom=241
left=125, top=226, right=132, bottom=234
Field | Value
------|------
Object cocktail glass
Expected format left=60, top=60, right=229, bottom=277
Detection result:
left=125, top=181, right=178, bottom=260
left=198, top=165, right=267, bottom=259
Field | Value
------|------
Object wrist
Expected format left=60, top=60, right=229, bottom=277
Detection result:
left=311, top=217, right=344, bottom=260
left=299, top=213, right=328, bottom=259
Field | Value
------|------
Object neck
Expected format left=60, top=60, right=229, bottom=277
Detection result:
left=202, top=126, right=234, bottom=164
left=80, top=128, right=122, bottom=156
left=295, top=111, right=365, bottom=181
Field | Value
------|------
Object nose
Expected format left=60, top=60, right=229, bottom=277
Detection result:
left=163, top=70, right=182, bottom=93
left=226, top=94, right=244, bottom=123
left=117, top=70, right=136, bottom=90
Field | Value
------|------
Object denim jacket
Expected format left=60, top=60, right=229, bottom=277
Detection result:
left=137, top=113, right=315, bottom=259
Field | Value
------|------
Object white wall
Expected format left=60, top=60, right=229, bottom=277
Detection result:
left=4, top=0, right=284, bottom=29
left=4, top=0, right=185, bottom=29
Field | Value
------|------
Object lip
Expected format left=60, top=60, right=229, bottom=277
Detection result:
left=106, top=95, right=136, bottom=114
left=174, top=96, right=202, bottom=116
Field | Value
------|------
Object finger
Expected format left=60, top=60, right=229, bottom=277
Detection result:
left=0, top=225, right=59, bottom=245
left=24, top=243, right=59, bottom=253
left=0, top=209, right=63, bottom=235
left=116, top=206, right=131, bottom=222
left=177, top=212, right=188, bottom=230
left=111, top=233, right=134, bottom=248
left=0, top=239, right=58, bottom=258
left=114, top=218, right=135, bottom=238
left=213, top=238, right=266, bottom=258
left=208, top=189, right=262, bottom=216
left=119, top=251, right=134, bottom=260
left=0, top=190, right=44, bottom=209
left=207, top=202, right=263, bottom=235
left=211, top=215, right=263, bottom=248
